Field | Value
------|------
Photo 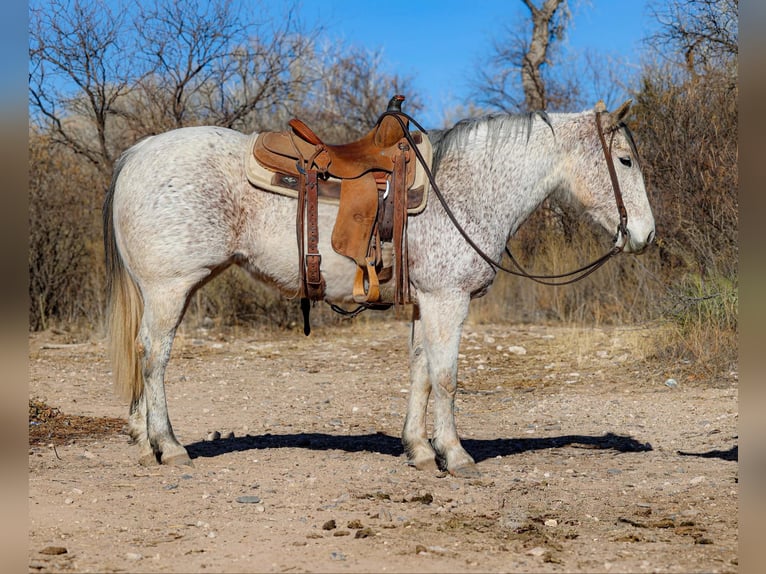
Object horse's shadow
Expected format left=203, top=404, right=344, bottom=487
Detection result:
left=678, top=445, right=738, bottom=462
left=186, top=431, right=653, bottom=462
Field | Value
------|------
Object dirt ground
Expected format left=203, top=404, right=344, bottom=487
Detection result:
left=28, top=319, right=738, bottom=573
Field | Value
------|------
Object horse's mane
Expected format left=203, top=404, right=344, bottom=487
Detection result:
left=429, top=111, right=555, bottom=169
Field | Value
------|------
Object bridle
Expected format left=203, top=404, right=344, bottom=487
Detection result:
left=383, top=109, right=631, bottom=287
left=330, top=108, right=633, bottom=318
left=501, top=111, right=631, bottom=285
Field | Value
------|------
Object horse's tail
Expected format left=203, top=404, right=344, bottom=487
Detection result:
left=103, top=147, right=144, bottom=404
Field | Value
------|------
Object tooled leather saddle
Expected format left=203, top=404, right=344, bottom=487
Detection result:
left=247, top=95, right=432, bottom=323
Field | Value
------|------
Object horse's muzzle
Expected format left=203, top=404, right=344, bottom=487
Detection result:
left=616, top=228, right=655, bottom=254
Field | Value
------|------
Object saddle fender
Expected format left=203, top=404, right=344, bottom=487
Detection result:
left=331, top=174, right=379, bottom=266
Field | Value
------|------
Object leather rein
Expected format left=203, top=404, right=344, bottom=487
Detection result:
left=384, top=109, right=630, bottom=287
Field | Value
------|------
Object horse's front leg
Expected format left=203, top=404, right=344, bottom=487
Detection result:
left=417, top=290, right=479, bottom=477
left=402, top=307, right=438, bottom=471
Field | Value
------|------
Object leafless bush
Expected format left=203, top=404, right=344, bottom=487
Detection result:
left=633, top=66, right=738, bottom=279
left=630, top=64, right=737, bottom=374
left=647, top=0, right=738, bottom=76
left=28, top=132, right=107, bottom=330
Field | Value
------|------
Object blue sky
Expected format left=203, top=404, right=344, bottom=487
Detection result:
left=27, top=0, right=660, bottom=127
left=294, top=0, right=658, bottom=127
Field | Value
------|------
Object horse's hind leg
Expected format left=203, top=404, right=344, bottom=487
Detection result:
left=402, top=310, right=438, bottom=471
left=127, top=393, right=154, bottom=465
left=416, top=290, right=479, bottom=477
left=135, top=282, right=194, bottom=466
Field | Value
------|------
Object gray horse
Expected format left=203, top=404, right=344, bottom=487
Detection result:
left=104, top=101, right=655, bottom=477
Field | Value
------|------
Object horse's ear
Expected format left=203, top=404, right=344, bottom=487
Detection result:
left=608, top=99, right=633, bottom=127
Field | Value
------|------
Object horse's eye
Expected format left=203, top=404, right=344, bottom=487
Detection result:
left=619, top=156, right=632, bottom=167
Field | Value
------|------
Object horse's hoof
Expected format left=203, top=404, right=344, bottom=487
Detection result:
left=449, top=463, right=481, bottom=478
left=162, top=452, right=193, bottom=466
left=408, top=457, right=439, bottom=472
left=138, top=453, right=160, bottom=466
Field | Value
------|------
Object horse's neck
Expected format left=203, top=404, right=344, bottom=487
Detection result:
left=437, top=131, right=563, bottom=250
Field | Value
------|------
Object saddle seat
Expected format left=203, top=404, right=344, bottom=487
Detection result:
left=253, top=100, right=416, bottom=183
left=285, top=112, right=411, bottom=179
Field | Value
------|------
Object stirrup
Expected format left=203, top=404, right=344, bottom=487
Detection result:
left=352, top=257, right=381, bottom=303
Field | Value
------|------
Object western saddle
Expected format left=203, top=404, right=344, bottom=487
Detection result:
left=248, top=95, right=431, bottom=329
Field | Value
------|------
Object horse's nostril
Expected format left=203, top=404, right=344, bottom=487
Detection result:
left=647, top=230, right=655, bottom=245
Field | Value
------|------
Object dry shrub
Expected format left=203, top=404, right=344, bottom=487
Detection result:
left=28, top=398, right=125, bottom=445
left=183, top=267, right=301, bottom=330
left=632, top=67, right=738, bottom=376
left=28, top=132, right=107, bottom=331
left=633, top=67, right=738, bottom=278
left=655, top=272, right=738, bottom=376
left=182, top=266, right=366, bottom=332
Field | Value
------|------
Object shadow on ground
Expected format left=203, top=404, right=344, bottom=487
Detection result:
left=186, top=431, right=653, bottom=462
left=678, top=445, right=738, bottom=462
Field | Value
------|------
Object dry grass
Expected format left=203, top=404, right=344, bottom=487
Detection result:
left=469, top=215, right=663, bottom=326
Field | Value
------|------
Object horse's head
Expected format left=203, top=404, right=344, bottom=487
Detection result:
left=559, top=100, right=655, bottom=255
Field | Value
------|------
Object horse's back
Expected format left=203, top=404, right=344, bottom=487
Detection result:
left=119, top=126, right=248, bottom=187
left=111, top=126, right=250, bottom=284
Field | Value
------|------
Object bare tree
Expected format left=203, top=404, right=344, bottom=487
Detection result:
left=29, top=0, right=132, bottom=173
left=578, top=50, right=631, bottom=111
left=647, top=0, right=738, bottom=77
left=28, top=0, right=318, bottom=173
left=301, top=45, right=423, bottom=142
left=635, top=0, right=738, bottom=278
left=520, top=0, right=570, bottom=110
left=473, top=0, right=571, bottom=112
left=208, top=29, right=318, bottom=132
left=28, top=132, right=105, bottom=329
left=129, top=0, right=318, bottom=133
left=131, top=0, right=245, bottom=128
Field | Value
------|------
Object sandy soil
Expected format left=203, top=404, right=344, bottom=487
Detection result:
left=28, top=319, right=738, bottom=573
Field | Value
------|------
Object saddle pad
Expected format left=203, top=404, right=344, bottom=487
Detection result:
left=244, top=131, right=433, bottom=215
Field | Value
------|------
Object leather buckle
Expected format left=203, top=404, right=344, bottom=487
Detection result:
left=305, top=253, right=322, bottom=283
